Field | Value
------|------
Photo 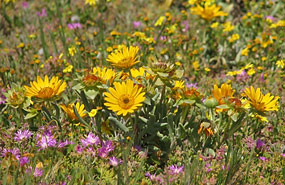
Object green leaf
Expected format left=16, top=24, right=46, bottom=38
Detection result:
left=85, top=90, right=98, bottom=100
left=80, top=90, right=91, bottom=111
left=72, top=83, right=84, bottom=91
left=139, top=116, right=148, bottom=124
left=109, top=116, right=129, bottom=132
left=73, top=104, right=91, bottom=131
left=24, top=111, right=38, bottom=120
left=216, top=104, right=230, bottom=109
left=173, top=69, right=184, bottom=79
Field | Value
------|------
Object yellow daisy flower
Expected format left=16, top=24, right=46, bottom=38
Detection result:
left=104, top=80, right=145, bottom=116
left=243, top=86, right=279, bottom=112
left=60, top=102, right=86, bottom=121
left=212, top=83, right=235, bottom=112
left=107, top=45, right=140, bottom=69
left=190, top=4, right=228, bottom=21
left=92, top=67, right=116, bottom=84
left=24, top=75, right=66, bottom=100
left=130, top=67, right=145, bottom=78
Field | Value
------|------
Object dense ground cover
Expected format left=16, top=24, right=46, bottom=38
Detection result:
left=0, top=0, right=284, bottom=184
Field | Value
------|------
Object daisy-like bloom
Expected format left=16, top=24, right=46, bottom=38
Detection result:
left=24, top=75, right=66, bottom=100
left=14, top=129, right=33, bottom=141
left=243, top=86, right=279, bottom=112
left=80, top=132, right=101, bottom=147
left=169, top=165, right=184, bottom=175
left=173, top=80, right=185, bottom=90
left=212, top=83, right=235, bottom=111
left=104, top=80, right=145, bottom=116
left=106, top=45, right=140, bottom=69
left=36, top=132, right=57, bottom=150
left=85, top=0, right=97, bottom=6
left=92, top=67, right=116, bottom=84
left=130, top=67, right=145, bottom=78
left=60, top=102, right=86, bottom=121
left=190, top=4, right=228, bottom=21
left=276, top=60, right=284, bottom=69
left=198, top=122, right=214, bottom=137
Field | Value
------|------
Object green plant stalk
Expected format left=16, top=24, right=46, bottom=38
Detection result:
left=55, top=0, right=68, bottom=58
left=39, top=19, right=49, bottom=60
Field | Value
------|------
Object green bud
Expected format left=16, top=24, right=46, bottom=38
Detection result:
left=204, top=98, right=218, bottom=108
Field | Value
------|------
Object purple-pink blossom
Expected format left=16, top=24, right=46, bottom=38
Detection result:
left=98, top=140, right=114, bottom=158
left=169, top=165, right=184, bottom=175
left=133, top=21, right=141, bottom=29
left=80, top=132, right=100, bottom=147
left=36, top=133, right=57, bottom=150
left=67, top=23, right=82, bottom=30
left=33, top=167, right=44, bottom=177
left=58, top=139, right=74, bottom=148
left=109, top=156, right=119, bottom=167
left=256, top=139, right=264, bottom=149
left=14, top=129, right=33, bottom=141
left=19, top=156, right=30, bottom=166
left=37, top=8, right=47, bottom=17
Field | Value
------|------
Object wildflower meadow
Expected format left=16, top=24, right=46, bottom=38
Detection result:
left=0, top=0, right=284, bottom=184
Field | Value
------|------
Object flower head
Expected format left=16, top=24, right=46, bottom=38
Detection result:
left=169, top=165, right=184, bottom=175
left=191, top=4, right=228, bottom=21
left=107, top=45, right=140, bottom=69
left=104, top=80, right=145, bottom=116
left=243, top=86, right=279, bottom=112
left=14, top=129, right=33, bottom=141
left=60, top=102, right=86, bottom=121
left=212, top=83, right=235, bottom=111
left=25, top=75, right=66, bottom=100
left=92, top=67, right=116, bottom=84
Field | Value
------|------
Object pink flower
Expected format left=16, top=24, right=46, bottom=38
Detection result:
left=33, top=167, right=43, bottom=177
left=37, top=8, right=47, bottom=17
left=67, top=23, right=82, bottom=30
left=19, top=157, right=29, bottom=166
left=36, top=133, right=57, bottom=150
left=80, top=132, right=100, bottom=147
left=259, top=156, right=266, bottom=161
left=109, top=156, right=119, bottom=167
left=133, top=21, right=141, bottom=28
left=14, top=129, right=33, bottom=141
left=169, top=165, right=184, bottom=175
left=98, top=140, right=114, bottom=158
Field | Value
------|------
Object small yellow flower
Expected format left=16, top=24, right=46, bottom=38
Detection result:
left=261, top=57, right=267, bottom=61
left=223, top=22, right=234, bottom=32
left=247, top=68, right=255, bottom=76
left=155, top=16, right=166, bottom=26
left=88, top=109, right=98, bottom=117
left=173, top=80, right=185, bottom=90
left=210, top=22, right=219, bottom=28
left=205, top=67, right=211, bottom=72
left=63, top=65, right=73, bottom=73
left=276, top=60, right=284, bottom=69
left=228, top=34, right=240, bottom=43
left=106, top=47, right=113, bottom=52
left=241, top=47, right=249, bottom=56
left=68, top=46, right=76, bottom=56
left=193, top=61, right=200, bottom=71
left=17, top=43, right=25, bottom=48
left=85, top=0, right=97, bottom=6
